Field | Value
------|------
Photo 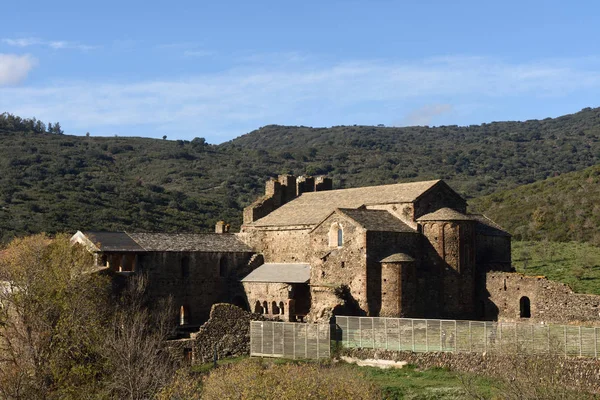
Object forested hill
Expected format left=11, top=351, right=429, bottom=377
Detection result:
left=471, top=164, right=600, bottom=245
left=0, top=107, right=599, bottom=243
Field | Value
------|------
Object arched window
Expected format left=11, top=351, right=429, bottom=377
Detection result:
left=279, top=301, right=285, bottom=315
left=328, top=223, right=344, bottom=248
left=272, top=301, right=279, bottom=314
left=520, top=296, right=531, bottom=318
left=180, top=305, right=190, bottom=325
left=254, top=301, right=262, bottom=314
left=219, top=257, right=227, bottom=277
left=263, top=301, right=269, bottom=314
left=181, top=256, right=190, bottom=278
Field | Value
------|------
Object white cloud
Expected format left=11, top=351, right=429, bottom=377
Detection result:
left=0, top=54, right=37, bottom=86
left=2, top=37, right=96, bottom=51
left=1, top=55, right=599, bottom=140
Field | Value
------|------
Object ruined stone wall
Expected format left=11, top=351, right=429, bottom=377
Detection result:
left=485, top=272, right=600, bottom=325
left=413, top=184, right=467, bottom=219
left=139, top=251, right=253, bottom=324
left=237, top=228, right=311, bottom=262
left=190, top=303, right=266, bottom=364
left=309, top=214, right=368, bottom=319
left=341, top=347, right=600, bottom=394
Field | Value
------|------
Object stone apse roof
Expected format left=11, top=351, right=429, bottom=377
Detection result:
left=72, top=231, right=252, bottom=253
left=241, top=263, right=311, bottom=284
left=250, top=179, right=442, bottom=227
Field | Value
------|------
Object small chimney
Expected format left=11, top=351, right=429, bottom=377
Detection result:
left=215, top=221, right=230, bottom=234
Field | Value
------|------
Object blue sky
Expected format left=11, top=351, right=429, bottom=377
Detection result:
left=1, top=0, right=599, bottom=143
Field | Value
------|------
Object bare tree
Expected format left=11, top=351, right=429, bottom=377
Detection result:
left=103, top=275, right=176, bottom=400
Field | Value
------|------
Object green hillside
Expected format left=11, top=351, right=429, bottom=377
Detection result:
left=471, top=164, right=600, bottom=245
left=1, top=107, right=599, bottom=243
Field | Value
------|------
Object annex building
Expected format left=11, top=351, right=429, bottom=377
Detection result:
left=72, top=174, right=600, bottom=329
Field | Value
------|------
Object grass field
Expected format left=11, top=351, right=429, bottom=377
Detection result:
left=512, top=241, right=600, bottom=294
left=192, top=356, right=500, bottom=399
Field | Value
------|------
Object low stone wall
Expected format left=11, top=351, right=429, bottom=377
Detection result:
left=190, top=303, right=266, bottom=364
left=340, top=347, right=600, bottom=393
left=486, top=272, right=600, bottom=325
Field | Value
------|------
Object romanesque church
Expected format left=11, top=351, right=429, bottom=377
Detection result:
left=72, top=174, right=514, bottom=328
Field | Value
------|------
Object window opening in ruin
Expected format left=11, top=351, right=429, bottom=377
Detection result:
left=181, top=256, right=190, bottom=278
left=520, top=296, right=531, bottom=318
left=272, top=301, right=279, bottom=314
left=254, top=301, right=262, bottom=314
left=219, top=257, right=227, bottom=277
left=337, top=228, right=343, bottom=247
left=183, top=348, right=192, bottom=363
left=180, top=305, right=190, bottom=325
left=279, top=301, right=285, bottom=315
left=263, top=301, right=269, bottom=314
left=341, top=261, right=345, bottom=269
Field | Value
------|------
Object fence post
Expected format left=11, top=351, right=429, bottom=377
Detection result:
left=454, top=320, right=457, bottom=353
left=293, top=323, right=296, bottom=360
left=317, top=325, right=320, bottom=359
left=595, top=328, right=598, bottom=358
left=579, top=326, right=582, bottom=357
left=425, top=320, right=429, bottom=352
left=371, top=318, right=375, bottom=349
left=469, top=321, right=472, bottom=352
left=398, top=318, right=401, bottom=351
left=411, top=319, right=415, bottom=352
left=546, top=325, right=550, bottom=354
left=272, top=322, right=275, bottom=356
left=531, top=324, right=534, bottom=355
left=440, top=320, right=443, bottom=351
left=261, top=322, right=264, bottom=355
left=305, top=325, right=308, bottom=359
left=359, top=318, right=362, bottom=348
left=499, top=322, right=502, bottom=353
left=564, top=325, right=567, bottom=357
left=385, top=318, right=388, bottom=350
left=484, top=322, right=487, bottom=353
left=514, top=323, right=518, bottom=354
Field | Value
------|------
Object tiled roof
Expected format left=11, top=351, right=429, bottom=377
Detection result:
left=241, top=263, right=310, bottom=283
left=417, top=207, right=473, bottom=222
left=77, top=231, right=252, bottom=253
left=470, top=214, right=511, bottom=237
left=251, top=180, right=441, bottom=227
left=336, top=208, right=415, bottom=233
left=380, top=253, right=416, bottom=263
left=128, top=233, right=252, bottom=252
left=83, top=231, right=145, bottom=252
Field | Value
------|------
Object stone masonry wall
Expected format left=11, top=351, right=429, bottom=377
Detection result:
left=309, top=213, right=368, bottom=319
left=191, top=303, right=266, bottom=364
left=237, top=228, right=311, bottom=263
left=340, top=347, right=600, bottom=394
left=486, top=272, right=600, bottom=325
left=140, top=251, right=253, bottom=324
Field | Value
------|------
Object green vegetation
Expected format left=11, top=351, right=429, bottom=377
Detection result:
left=512, top=241, right=600, bottom=294
left=181, top=357, right=500, bottom=400
left=472, top=164, right=600, bottom=245
left=1, top=107, right=600, bottom=243
left=357, top=363, right=497, bottom=400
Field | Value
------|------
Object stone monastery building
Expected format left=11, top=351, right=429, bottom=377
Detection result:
left=72, top=175, right=600, bottom=328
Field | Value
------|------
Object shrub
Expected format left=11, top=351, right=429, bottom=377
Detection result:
left=201, top=359, right=380, bottom=400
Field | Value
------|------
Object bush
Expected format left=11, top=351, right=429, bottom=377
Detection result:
left=201, top=359, right=380, bottom=400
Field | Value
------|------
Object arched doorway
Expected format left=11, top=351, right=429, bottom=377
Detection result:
left=520, top=296, right=531, bottom=318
